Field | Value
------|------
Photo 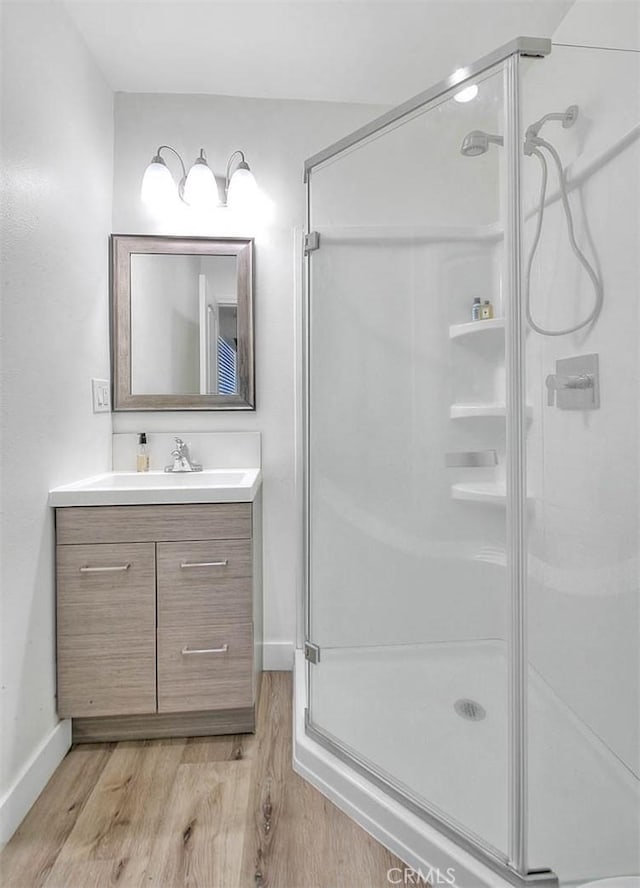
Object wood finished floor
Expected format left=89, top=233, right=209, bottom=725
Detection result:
left=0, top=673, right=404, bottom=888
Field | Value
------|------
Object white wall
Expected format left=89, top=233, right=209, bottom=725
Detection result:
left=111, top=92, right=386, bottom=667
left=552, top=0, right=640, bottom=50
left=0, top=0, right=113, bottom=839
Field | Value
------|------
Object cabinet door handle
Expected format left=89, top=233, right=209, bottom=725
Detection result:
left=181, top=644, right=229, bottom=655
left=79, top=563, right=131, bottom=573
left=180, top=560, right=228, bottom=568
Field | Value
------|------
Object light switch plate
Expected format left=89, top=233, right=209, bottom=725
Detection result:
left=91, top=378, right=110, bottom=413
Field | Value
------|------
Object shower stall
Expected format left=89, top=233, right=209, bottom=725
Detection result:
left=296, top=37, right=640, bottom=888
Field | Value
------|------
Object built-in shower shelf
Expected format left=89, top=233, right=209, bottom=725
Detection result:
left=451, top=482, right=533, bottom=506
left=452, top=482, right=506, bottom=505
left=449, top=318, right=505, bottom=340
left=450, top=404, right=532, bottom=419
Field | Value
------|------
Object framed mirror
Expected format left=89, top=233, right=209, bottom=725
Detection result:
left=110, top=234, right=254, bottom=410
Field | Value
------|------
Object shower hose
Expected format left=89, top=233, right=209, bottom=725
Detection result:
left=525, top=136, right=603, bottom=336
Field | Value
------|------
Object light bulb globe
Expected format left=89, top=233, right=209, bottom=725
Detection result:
left=227, top=166, right=258, bottom=211
left=183, top=157, right=219, bottom=208
left=140, top=158, right=176, bottom=208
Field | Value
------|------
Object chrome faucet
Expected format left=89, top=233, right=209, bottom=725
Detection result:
left=164, top=438, right=202, bottom=473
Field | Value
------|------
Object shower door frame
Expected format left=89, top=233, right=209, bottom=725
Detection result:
left=301, top=37, right=559, bottom=888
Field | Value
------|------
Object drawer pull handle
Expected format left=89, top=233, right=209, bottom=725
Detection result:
left=79, top=563, right=131, bottom=573
left=181, top=644, right=229, bottom=655
left=180, top=560, right=228, bottom=568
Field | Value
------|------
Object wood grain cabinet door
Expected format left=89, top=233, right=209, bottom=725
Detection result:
left=56, top=542, right=156, bottom=717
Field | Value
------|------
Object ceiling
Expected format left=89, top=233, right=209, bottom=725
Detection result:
left=63, top=0, right=575, bottom=106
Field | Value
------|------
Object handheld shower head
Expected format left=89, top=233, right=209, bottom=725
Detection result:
left=460, top=130, right=504, bottom=157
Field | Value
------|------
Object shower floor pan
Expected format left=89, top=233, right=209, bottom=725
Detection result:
left=308, top=640, right=639, bottom=885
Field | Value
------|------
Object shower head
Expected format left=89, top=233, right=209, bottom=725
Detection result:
left=524, top=104, right=579, bottom=155
left=460, top=130, right=504, bottom=157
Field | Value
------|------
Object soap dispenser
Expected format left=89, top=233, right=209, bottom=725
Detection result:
left=136, top=433, right=150, bottom=472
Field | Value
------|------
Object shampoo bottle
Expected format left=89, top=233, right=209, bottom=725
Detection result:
left=137, top=433, right=150, bottom=473
left=481, top=300, right=494, bottom=320
left=472, top=297, right=481, bottom=321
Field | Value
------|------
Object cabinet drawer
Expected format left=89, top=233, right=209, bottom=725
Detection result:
left=57, top=543, right=155, bottom=636
left=157, top=623, right=253, bottom=713
left=57, top=630, right=156, bottom=718
left=157, top=541, right=252, bottom=628
left=56, top=503, right=252, bottom=545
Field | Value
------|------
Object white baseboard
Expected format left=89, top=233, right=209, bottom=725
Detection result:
left=263, top=640, right=294, bottom=671
left=0, top=719, right=72, bottom=848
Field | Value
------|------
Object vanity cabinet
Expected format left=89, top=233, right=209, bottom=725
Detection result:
left=55, top=501, right=262, bottom=741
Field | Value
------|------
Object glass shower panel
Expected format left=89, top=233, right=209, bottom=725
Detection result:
left=521, top=44, right=640, bottom=883
left=307, top=63, right=513, bottom=857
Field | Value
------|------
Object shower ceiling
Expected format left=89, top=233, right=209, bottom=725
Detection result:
left=61, top=0, right=574, bottom=104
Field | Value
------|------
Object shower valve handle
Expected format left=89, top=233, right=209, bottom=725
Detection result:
left=546, top=372, right=594, bottom=406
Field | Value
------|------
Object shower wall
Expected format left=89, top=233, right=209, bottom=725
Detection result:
left=521, top=42, right=640, bottom=882
left=521, top=45, right=640, bottom=774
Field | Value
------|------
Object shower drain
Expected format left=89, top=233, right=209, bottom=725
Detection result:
left=454, top=698, right=487, bottom=721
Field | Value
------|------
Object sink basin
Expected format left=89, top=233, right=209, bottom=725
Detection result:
left=78, top=471, right=246, bottom=489
left=49, top=469, right=261, bottom=506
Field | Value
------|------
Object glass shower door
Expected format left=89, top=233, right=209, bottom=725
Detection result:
left=306, top=60, right=516, bottom=860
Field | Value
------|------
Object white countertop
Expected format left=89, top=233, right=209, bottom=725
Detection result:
left=49, top=468, right=262, bottom=507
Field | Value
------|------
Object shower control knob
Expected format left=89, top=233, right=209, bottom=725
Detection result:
left=545, top=355, right=600, bottom=410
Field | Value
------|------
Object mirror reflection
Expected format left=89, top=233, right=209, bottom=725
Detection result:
left=131, top=253, right=238, bottom=396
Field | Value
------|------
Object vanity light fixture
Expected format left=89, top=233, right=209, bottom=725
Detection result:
left=141, top=145, right=258, bottom=211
